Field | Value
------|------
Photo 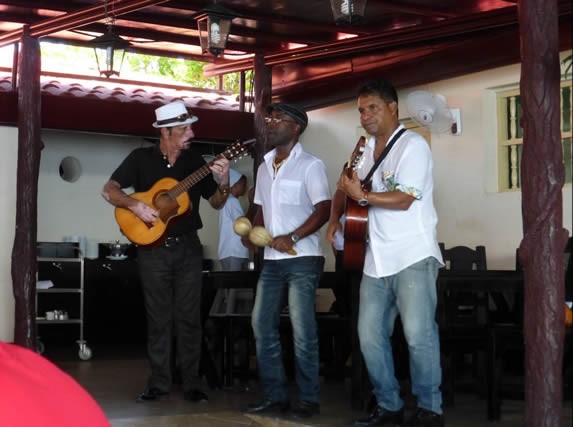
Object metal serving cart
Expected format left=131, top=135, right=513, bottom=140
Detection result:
left=36, top=242, right=92, bottom=360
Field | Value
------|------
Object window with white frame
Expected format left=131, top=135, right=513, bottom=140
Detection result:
left=497, top=81, right=572, bottom=191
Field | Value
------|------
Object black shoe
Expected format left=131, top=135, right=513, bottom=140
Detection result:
left=402, top=408, right=444, bottom=427
left=290, top=400, right=320, bottom=418
left=136, top=387, right=169, bottom=403
left=183, top=389, right=208, bottom=403
left=354, top=405, right=404, bottom=427
left=245, top=398, right=290, bottom=414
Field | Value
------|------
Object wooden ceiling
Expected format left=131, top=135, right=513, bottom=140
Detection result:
left=0, top=0, right=571, bottom=109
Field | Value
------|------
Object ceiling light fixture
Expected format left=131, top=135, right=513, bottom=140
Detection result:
left=330, top=0, right=367, bottom=25
left=90, top=0, right=131, bottom=78
left=196, top=1, right=236, bottom=57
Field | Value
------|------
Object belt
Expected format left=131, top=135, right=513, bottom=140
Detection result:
left=163, top=231, right=197, bottom=248
left=163, top=236, right=182, bottom=247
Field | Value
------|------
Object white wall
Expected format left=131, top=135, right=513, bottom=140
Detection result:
left=305, top=61, right=571, bottom=270
left=1, top=60, right=571, bottom=341
left=36, top=130, right=254, bottom=256
left=0, top=127, right=17, bottom=341
left=37, top=131, right=149, bottom=245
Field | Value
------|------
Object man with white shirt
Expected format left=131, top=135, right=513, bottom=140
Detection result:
left=245, top=103, right=331, bottom=419
left=326, top=80, right=444, bottom=427
left=218, top=169, right=249, bottom=271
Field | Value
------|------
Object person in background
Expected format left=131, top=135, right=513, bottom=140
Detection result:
left=0, top=341, right=111, bottom=427
left=218, top=168, right=250, bottom=271
left=101, top=100, right=231, bottom=404
left=321, top=213, right=352, bottom=382
left=326, top=79, right=444, bottom=427
left=245, top=103, right=331, bottom=419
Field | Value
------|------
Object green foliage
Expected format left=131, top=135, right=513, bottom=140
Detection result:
left=125, top=53, right=253, bottom=93
left=38, top=41, right=252, bottom=95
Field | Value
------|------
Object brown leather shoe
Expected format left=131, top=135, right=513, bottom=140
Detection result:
left=245, top=398, right=290, bottom=414
left=183, top=389, right=208, bottom=403
left=290, top=400, right=320, bottom=418
left=354, top=405, right=404, bottom=426
left=402, top=408, right=444, bottom=427
left=136, top=387, right=169, bottom=403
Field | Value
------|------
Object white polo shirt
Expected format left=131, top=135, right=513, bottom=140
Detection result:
left=254, top=143, right=331, bottom=260
left=357, top=125, right=444, bottom=277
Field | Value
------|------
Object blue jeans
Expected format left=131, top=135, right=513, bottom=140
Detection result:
left=251, top=256, right=324, bottom=404
left=358, top=257, right=442, bottom=414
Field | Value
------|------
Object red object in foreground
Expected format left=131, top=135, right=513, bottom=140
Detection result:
left=0, top=342, right=111, bottom=427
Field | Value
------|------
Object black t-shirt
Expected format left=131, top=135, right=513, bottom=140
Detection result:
left=110, top=144, right=218, bottom=236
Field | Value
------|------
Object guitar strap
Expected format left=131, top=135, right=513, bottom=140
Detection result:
left=361, top=127, right=407, bottom=185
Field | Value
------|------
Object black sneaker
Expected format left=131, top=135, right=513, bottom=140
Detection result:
left=402, top=408, right=444, bottom=427
left=136, top=387, right=169, bottom=403
left=183, top=389, right=208, bottom=403
left=354, top=405, right=404, bottom=426
left=290, top=400, right=320, bottom=418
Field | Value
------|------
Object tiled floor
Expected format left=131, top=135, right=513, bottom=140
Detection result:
left=47, top=344, right=572, bottom=427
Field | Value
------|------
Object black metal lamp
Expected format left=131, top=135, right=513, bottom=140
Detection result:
left=330, top=0, right=367, bottom=25
left=91, top=24, right=130, bottom=78
left=196, top=2, right=235, bottom=57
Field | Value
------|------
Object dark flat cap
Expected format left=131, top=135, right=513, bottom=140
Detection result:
left=266, top=103, right=308, bottom=134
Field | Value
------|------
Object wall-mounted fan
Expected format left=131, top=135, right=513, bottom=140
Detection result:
left=405, top=90, right=461, bottom=135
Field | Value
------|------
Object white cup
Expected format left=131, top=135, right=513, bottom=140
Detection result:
left=46, top=311, right=55, bottom=320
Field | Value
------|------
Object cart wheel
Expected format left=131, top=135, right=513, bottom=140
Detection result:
left=36, top=340, right=45, bottom=355
left=78, top=346, right=92, bottom=360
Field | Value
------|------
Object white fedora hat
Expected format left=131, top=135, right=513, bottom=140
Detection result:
left=152, top=101, right=198, bottom=128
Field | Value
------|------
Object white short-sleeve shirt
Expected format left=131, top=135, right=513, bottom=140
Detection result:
left=357, top=125, right=444, bottom=277
left=254, top=143, right=331, bottom=260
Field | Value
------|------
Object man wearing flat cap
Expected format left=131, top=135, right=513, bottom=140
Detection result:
left=102, top=101, right=231, bottom=404
left=246, top=103, right=331, bottom=419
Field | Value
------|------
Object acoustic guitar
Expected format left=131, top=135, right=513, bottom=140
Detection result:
left=114, top=140, right=251, bottom=246
left=342, top=136, right=369, bottom=270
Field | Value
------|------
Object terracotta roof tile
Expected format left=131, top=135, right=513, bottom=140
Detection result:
left=0, top=72, right=241, bottom=111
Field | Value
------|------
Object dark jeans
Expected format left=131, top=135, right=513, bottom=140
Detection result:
left=137, top=232, right=203, bottom=392
left=251, top=256, right=325, bottom=403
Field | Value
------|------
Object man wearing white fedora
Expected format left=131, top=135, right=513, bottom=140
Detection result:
left=102, top=100, right=231, bottom=404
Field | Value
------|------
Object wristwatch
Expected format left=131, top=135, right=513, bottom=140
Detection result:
left=218, top=184, right=230, bottom=196
left=290, top=233, right=300, bottom=243
left=357, top=190, right=369, bottom=207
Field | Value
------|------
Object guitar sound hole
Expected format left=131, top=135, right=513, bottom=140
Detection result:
left=154, top=192, right=180, bottom=220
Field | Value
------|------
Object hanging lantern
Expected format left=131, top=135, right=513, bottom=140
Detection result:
left=91, top=25, right=130, bottom=78
left=196, top=3, right=235, bottom=57
left=330, top=0, right=367, bottom=25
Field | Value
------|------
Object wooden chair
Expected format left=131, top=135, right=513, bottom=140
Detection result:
left=438, top=243, right=490, bottom=405
left=440, top=243, right=487, bottom=271
left=487, top=238, right=573, bottom=420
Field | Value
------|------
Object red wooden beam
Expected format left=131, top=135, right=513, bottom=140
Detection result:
left=0, top=0, right=170, bottom=47
left=204, top=0, right=571, bottom=76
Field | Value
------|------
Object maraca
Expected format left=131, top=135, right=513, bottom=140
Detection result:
left=249, top=226, right=297, bottom=255
left=233, top=216, right=252, bottom=236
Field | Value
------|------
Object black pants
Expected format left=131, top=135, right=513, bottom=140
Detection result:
left=137, top=232, right=203, bottom=392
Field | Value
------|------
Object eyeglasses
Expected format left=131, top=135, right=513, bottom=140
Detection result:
left=264, top=116, right=297, bottom=125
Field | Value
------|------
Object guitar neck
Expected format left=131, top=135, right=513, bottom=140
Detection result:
left=164, top=140, right=250, bottom=198
left=167, top=164, right=213, bottom=198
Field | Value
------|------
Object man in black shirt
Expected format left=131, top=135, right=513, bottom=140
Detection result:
left=102, top=101, right=231, bottom=403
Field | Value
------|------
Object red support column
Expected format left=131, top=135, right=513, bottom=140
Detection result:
left=517, top=1, right=569, bottom=426
left=12, top=26, right=42, bottom=349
